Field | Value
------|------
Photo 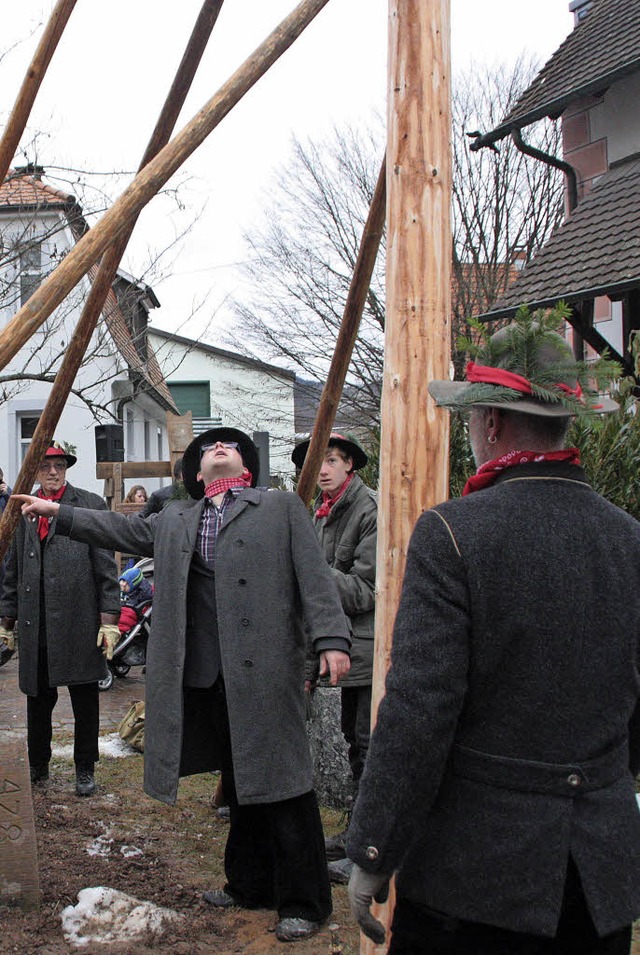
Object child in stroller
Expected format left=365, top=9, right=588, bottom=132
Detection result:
left=99, top=562, right=154, bottom=691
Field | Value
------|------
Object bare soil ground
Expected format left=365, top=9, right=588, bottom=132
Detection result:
left=0, top=748, right=360, bottom=955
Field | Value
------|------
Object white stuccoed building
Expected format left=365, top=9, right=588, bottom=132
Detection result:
left=148, top=327, right=296, bottom=485
left=0, top=166, right=177, bottom=496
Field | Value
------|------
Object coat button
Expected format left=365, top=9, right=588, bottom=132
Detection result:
left=243, top=659, right=253, bottom=667
left=365, top=845, right=379, bottom=860
left=236, top=539, right=244, bottom=547
left=241, top=618, right=250, bottom=626
left=25, top=620, right=31, bottom=627
left=25, top=586, right=30, bottom=593
left=567, top=773, right=581, bottom=788
left=29, top=551, right=35, bottom=558
left=238, top=578, right=246, bottom=585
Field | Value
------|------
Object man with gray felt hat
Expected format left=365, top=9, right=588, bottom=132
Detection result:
left=346, top=310, right=640, bottom=954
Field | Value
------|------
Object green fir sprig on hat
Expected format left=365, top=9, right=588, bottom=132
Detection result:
left=456, top=302, right=621, bottom=414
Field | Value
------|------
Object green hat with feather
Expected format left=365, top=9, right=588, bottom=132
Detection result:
left=428, top=304, right=620, bottom=417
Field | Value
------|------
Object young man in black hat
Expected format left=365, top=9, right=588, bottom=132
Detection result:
left=292, top=432, right=377, bottom=885
left=0, top=441, right=120, bottom=797
left=13, top=428, right=351, bottom=943
left=346, top=313, right=640, bottom=954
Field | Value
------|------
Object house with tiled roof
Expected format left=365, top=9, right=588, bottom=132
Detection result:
left=0, top=165, right=178, bottom=495
left=469, top=0, right=640, bottom=377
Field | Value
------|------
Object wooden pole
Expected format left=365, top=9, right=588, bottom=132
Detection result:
left=0, top=0, right=224, bottom=560
left=362, top=2, right=452, bottom=952
left=0, top=0, right=332, bottom=373
left=296, top=157, right=386, bottom=507
left=0, top=0, right=78, bottom=186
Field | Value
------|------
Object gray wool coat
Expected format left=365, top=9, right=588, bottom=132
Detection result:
left=0, top=483, right=120, bottom=695
left=313, top=474, right=377, bottom=686
left=54, top=488, right=351, bottom=806
left=347, top=461, right=640, bottom=938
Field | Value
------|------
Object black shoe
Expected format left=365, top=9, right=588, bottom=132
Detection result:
left=328, top=857, right=354, bottom=885
left=275, top=917, right=322, bottom=942
left=202, top=889, right=239, bottom=908
left=325, top=828, right=348, bottom=862
left=75, top=763, right=96, bottom=797
left=30, top=763, right=49, bottom=785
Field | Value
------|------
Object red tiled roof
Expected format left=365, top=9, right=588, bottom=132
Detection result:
left=1, top=169, right=176, bottom=412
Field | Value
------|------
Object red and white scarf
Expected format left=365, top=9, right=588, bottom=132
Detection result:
left=462, top=448, right=581, bottom=496
left=315, top=472, right=355, bottom=519
left=36, top=484, right=66, bottom=540
left=204, top=468, right=253, bottom=499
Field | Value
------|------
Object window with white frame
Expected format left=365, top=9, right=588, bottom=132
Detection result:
left=20, top=242, right=42, bottom=307
left=18, top=414, right=41, bottom=462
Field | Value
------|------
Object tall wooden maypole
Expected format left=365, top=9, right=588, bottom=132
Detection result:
left=364, top=1, right=452, bottom=950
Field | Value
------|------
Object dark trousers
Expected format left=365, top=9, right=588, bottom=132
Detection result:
left=341, top=684, right=372, bottom=793
left=207, top=679, right=331, bottom=922
left=27, top=649, right=99, bottom=767
left=388, top=859, right=632, bottom=955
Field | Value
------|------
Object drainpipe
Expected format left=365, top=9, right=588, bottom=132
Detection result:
left=510, top=127, right=578, bottom=213
left=510, top=127, right=585, bottom=358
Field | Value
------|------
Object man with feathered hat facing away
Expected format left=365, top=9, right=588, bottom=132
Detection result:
left=11, top=427, right=351, bottom=944
left=346, top=309, right=640, bottom=955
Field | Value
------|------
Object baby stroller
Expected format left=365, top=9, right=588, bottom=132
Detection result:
left=99, top=557, right=154, bottom=691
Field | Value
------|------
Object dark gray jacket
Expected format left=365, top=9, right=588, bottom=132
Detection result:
left=347, top=461, right=640, bottom=937
left=314, top=474, right=377, bottom=686
left=54, top=489, right=350, bottom=806
left=0, top=483, right=120, bottom=695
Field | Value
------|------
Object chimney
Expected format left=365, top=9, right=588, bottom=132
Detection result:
left=14, top=163, right=45, bottom=180
left=568, top=0, right=593, bottom=25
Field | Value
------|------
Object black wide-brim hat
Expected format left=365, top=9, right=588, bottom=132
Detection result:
left=291, top=432, right=368, bottom=470
left=182, top=427, right=260, bottom=500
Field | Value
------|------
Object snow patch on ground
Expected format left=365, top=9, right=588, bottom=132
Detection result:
left=52, top=733, right=138, bottom=761
left=85, top=822, right=143, bottom=860
left=61, top=886, right=180, bottom=947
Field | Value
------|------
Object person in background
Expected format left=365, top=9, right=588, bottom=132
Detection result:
left=124, top=485, right=148, bottom=505
left=12, top=428, right=351, bottom=944
left=292, top=432, right=377, bottom=886
left=140, top=458, right=183, bottom=516
left=346, top=314, right=640, bottom=955
left=0, top=441, right=120, bottom=798
left=0, top=467, right=13, bottom=595
left=118, top=566, right=154, bottom=635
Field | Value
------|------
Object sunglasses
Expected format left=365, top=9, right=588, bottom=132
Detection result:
left=40, top=460, right=67, bottom=472
left=200, top=441, right=240, bottom=459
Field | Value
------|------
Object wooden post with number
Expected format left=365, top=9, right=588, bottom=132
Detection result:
left=362, top=2, right=452, bottom=951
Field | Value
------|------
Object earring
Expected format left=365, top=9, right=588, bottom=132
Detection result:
left=488, top=435, right=497, bottom=445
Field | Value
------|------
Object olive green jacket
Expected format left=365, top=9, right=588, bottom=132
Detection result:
left=314, top=474, right=377, bottom=686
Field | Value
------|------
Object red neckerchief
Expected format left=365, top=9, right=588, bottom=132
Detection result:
left=462, top=448, right=581, bottom=496
left=36, top=484, right=66, bottom=540
left=315, top=472, right=355, bottom=519
left=204, top=468, right=252, bottom=499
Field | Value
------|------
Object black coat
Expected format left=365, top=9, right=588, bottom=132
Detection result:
left=0, top=483, right=120, bottom=694
left=347, top=461, right=640, bottom=937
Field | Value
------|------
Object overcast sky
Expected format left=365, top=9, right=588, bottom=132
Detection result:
left=1, top=0, right=574, bottom=341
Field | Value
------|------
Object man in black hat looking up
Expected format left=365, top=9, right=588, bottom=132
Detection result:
left=0, top=441, right=120, bottom=797
left=346, top=311, right=640, bottom=954
left=292, top=432, right=377, bottom=885
left=13, top=427, right=351, bottom=943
